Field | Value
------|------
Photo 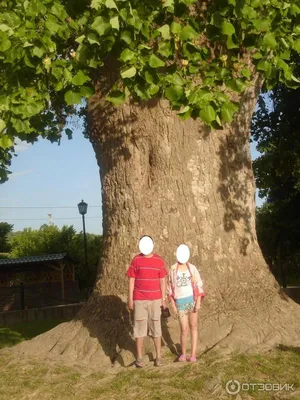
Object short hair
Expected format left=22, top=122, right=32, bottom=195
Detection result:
left=139, top=235, right=153, bottom=242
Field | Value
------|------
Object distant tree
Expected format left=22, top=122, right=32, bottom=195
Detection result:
left=9, top=225, right=102, bottom=289
left=252, top=60, right=300, bottom=286
left=0, top=222, right=14, bottom=252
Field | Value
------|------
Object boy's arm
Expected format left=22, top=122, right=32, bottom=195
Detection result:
left=128, top=277, right=135, bottom=310
left=160, top=277, right=166, bottom=308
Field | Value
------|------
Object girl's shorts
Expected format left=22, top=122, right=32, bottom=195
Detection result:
left=175, top=295, right=195, bottom=317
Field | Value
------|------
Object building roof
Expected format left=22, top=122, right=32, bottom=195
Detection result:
left=0, top=253, right=76, bottom=270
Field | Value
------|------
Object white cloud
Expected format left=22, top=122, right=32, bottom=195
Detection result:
left=14, top=138, right=31, bottom=153
left=10, top=170, right=33, bottom=179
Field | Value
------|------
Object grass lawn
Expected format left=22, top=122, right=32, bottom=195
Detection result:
left=0, top=321, right=299, bottom=400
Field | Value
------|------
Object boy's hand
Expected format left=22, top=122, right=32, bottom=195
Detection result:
left=128, top=299, right=134, bottom=310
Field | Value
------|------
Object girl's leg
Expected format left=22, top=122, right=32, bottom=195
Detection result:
left=188, top=311, right=198, bottom=358
left=178, top=314, right=189, bottom=356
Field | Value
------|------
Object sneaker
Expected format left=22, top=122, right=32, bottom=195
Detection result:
left=154, top=358, right=163, bottom=367
left=188, top=356, right=197, bottom=362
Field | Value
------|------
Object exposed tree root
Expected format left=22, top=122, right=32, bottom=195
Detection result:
left=3, top=292, right=299, bottom=369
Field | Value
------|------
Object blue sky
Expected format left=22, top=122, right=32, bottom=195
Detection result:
left=0, top=130, right=263, bottom=235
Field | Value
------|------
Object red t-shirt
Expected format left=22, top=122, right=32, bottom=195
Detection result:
left=127, top=253, right=167, bottom=300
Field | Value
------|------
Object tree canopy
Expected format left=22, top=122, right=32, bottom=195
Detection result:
left=0, top=222, right=14, bottom=253
left=1, top=0, right=300, bottom=181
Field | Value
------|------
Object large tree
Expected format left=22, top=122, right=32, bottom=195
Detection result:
left=0, top=0, right=300, bottom=366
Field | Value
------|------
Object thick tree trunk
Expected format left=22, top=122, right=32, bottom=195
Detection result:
left=11, top=76, right=300, bottom=368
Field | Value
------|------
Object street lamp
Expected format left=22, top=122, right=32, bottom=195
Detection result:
left=78, top=199, right=88, bottom=271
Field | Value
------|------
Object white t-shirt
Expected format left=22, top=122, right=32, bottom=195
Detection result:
left=175, top=270, right=193, bottom=299
left=167, top=263, right=205, bottom=301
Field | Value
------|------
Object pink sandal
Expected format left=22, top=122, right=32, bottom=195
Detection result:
left=188, top=356, right=197, bottom=362
left=178, top=354, right=187, bottom=362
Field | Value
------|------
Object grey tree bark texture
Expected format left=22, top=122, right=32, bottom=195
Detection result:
left=11, top=73, right=300, bottom=368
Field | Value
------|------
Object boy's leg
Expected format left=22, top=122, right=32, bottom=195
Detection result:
left=134, top=301, right=148, bottom=362
left=188, top=311, right=198, bottom=358
left=148, top=299, right=162, bottom=361
left=178, top=314, right=189, bottom=356
left=136, top=337, right=144, bottom=360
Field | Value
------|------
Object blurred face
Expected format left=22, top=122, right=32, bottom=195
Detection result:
left=139, top=236, right=154, bottom=255
left=176, top=244, right=190, bottom=264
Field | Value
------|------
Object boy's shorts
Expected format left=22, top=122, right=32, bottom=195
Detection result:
left=133, top=299, right=162, bottom=338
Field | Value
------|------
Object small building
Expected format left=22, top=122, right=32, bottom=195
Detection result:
left=0, top=253, right=81, bottom=312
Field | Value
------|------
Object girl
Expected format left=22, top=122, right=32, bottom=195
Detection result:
left=167, top=244, right=205, bottom=362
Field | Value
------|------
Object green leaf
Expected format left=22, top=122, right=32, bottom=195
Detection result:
left=149, top=54, right=165, bottom=68
left=50, top=3, right=68, bottom=21
left=121, top=66, right=137, bottom=78
left=241, top=69, right=251, bottom=79
left=262, top=32, right=277, bottom=49
left=45, top=18, right=61, bottom=33
left=0, top=38, right=11, bottom=52
left=179, top=25, right=198, bottom=41
left=170, top=22, right=181, bottom=34
left=293, top=39, right=300, bottom=53
left=11, top=118, right=31, bottom=133
left=221, top=21, right=235, bottom=36
left=157, top=25, right=171, bottom=40
left=165, top=85, right=184, bottom=101
left=75, top=35, right=85, bottom=44
left=107, top=90, right=126, bottom=105
left=0, top=119, right=6, bottom=133
left=80, top=86, right=95, bottom=98
left=226, top=78, right=245, bottom=92
left=64, top=91, right=82, bottom=105
left=0, top=135, right=13, bottom=149
left=87, top=33, right=100, bottom=45
left=91, top=0, right=104, bottom=10
left=147, top=84, right=159, bottom=96
left=91, top=16, right=111, bottom=36
left=221, top=102, right=239, bottom=123
left=253, top=19, right=270, bottom=31
left=162, top=0, right=174, bottom=11
left=110, top=16, right=119, bottom=30
left=200, top=105, right=216, bottom=124
left=178, top=106, right=192, bottom=120
left=165, top=74, right=185, bottom=86
left=290, top=4, right=300, bottom=16
left=256, top=59, right=269, bottom=71
left=144, top=70, right=158, bottom=84
left=252, top=52, right=262, bottom=59
left=120, top=30, right=132, bottom=44
left=158, top=41, right=172, bottom=58
left=226, top=35, right=238, bottom=49
left=105, top=0, right=118, bottom=9
left=63, top=68, right=72, bottom=82
left=119, top=48, right=136, bottom=62
left=32, top=46, right=44, bottom=58
left=71, top=71, right=91, bottom=86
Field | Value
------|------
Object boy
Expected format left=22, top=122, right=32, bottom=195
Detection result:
left=127, top=235, right=167, bottom=367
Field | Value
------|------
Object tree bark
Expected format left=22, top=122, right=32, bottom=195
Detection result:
left=10, top=75, right=300, bottom=367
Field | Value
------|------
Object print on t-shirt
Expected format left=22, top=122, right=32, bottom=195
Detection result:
left=176, top=272, right=191, bottom=287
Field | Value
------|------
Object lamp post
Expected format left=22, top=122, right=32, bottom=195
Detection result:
left=78, top=199, right=88, bottom=271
